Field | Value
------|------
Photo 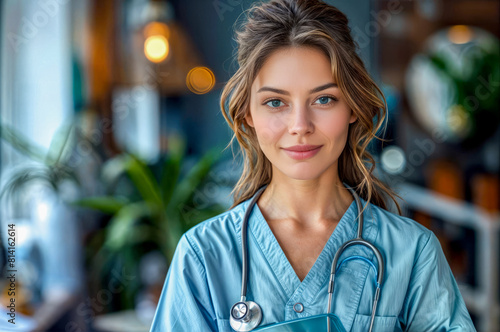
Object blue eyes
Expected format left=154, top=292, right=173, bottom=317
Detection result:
left=263, top=96, right=337, bottom=109
left=267, top=100, right=284, bottom=108
left=316, top=96, right=332, bottom=104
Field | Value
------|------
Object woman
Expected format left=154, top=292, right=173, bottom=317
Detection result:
left=150, top=0, right=475, bottom=331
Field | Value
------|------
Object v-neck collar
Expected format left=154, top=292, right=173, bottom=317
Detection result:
left=248, top=196, right=358, bottom=300
left=244, top=189, right=381, bottom=331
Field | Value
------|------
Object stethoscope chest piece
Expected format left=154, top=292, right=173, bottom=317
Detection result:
left=230, top=301, right=263, bottom=331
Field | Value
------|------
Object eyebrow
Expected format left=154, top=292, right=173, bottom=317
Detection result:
left=257, top=82, right=338, bottom=95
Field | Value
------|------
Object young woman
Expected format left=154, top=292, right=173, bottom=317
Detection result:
left=150, top=0, right=475, bottom=331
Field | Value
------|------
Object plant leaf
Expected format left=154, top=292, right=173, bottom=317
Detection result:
left=45, top=121, right=75, bottom=166
left=72, top=196, right=129, bottom=214
left=0, top=166, right=51, bottom=199
left=160, top=142, right=185, bottom=208
left=104, top=202, right=152, bottom=251
left=167, top=147, right=221, bottom=214
left=0, top=122, right=49, bottom=163
left=101, top=154, right=130, bottom=188
left=125, top=154, right=163, bottom=207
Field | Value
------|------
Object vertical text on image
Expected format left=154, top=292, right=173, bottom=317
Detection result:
left=5, top=224, right=17, bottom=325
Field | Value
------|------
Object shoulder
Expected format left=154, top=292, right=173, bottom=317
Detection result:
left=366, top=201, right=436, bottom=259
left=181, top=198, right=249, bottom=258
left=368, top=201, right=432, bottom=238
left=364, top=206, right=475, bottom=329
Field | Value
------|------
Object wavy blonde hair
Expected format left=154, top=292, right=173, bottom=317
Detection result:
left=220, top=0, right=401, bottom=214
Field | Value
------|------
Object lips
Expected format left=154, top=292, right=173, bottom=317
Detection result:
left=282, top=145, right=323, bottom=160
left=282, top=145, right=323, bottom=152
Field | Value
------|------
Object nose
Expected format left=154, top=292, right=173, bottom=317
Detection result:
left=288, top=105, right=314, bottom=136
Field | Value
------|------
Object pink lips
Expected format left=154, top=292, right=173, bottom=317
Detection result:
left=282, top=145, right=323, bottom=160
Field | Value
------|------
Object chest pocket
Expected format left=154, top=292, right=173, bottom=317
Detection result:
left=351, top=314, right=399, bottom=332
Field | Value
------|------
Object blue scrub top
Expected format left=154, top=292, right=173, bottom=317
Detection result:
left=150, top=190, right=476, bottom=331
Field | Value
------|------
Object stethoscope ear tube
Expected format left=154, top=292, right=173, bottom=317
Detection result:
left=231, top=185, right=267, bottom=331
left=327, top=185, right=384, bottom=332
left=239, top=185, right=268, bottom=301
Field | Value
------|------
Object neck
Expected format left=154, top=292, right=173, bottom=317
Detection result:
left=257, top=174, right=354, bottom=228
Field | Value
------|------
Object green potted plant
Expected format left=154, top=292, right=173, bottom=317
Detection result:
left=75, top=137, right=228, bottom=311
left=1, top=121, right=228, bottom=316
left=0, top=122, right=80, bottom=198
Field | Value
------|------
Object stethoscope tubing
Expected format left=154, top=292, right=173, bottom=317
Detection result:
left=235, top=183, right=384, bottom=332
left=239, top=184, right=267, bottom=302
left=327, top=186, right=384, bottom=332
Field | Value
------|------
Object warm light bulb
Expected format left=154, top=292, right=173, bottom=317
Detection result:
left=186, top=67, right=216, bottom=94
left=144, top=35, right=169, bottom=63
left=448, top=25, right=472, bottom=45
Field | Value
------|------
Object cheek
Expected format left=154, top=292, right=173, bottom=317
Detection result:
left=253, top=114, right=286, bottom=143
left=319, top=109, right=352, bottom=134
left=321, top=118, right=350, bottom=137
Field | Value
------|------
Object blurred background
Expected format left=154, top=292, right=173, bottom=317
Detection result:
left=0, top=0, right=498, bottom=331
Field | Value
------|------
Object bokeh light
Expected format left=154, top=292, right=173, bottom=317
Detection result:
left=381, top=145, right=406, bottom=175
left=448, top=25, right=473, bottom=44
left=143, top=22, right=170, bottom=39
left=144, top=35, right=169, bottom=63
left=447, top=104, right=471, bottom=138
left=186, top=67, right=215, bottom=94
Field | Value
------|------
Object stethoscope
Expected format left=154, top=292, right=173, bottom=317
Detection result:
left=229, top=183, right=385, bottom=332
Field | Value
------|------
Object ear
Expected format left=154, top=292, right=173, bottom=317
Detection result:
left=349, top=110, right=357, bottom=124
left=245, top=112, right=254, bottom=127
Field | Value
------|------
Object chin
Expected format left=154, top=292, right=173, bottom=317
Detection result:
left=278, top=164, right=324, bottom=181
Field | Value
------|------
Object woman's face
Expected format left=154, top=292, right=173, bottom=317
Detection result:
left=246, top=46, right=357, bottom=181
